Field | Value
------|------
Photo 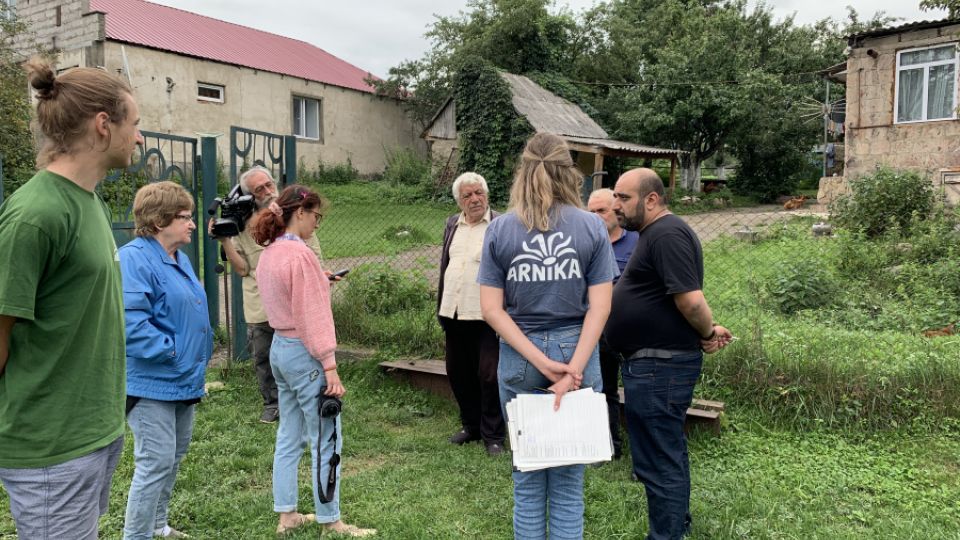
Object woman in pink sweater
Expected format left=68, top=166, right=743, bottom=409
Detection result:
left=253, top=184, right=374, bottom=537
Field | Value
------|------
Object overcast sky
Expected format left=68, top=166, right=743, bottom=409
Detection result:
left=151, top=0, right=947, bottom=78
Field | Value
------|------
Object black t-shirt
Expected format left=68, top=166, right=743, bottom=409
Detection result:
left=605, top=214, right=704, bottom=353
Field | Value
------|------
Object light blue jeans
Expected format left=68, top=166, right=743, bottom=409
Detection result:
left=498, top=325, right=602, bottom=540
left=270, top=334, right=341, bottom=523
left=123, top=399, right=195, bottom=540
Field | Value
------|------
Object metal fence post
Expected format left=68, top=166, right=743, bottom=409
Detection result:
left=201, top=137, right=219, bottom=329
left=283, top=136, right=297, bottom=187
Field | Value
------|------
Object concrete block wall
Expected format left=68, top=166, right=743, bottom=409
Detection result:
left=12, top=0, right=103, bottom=59
left=845, top=23, right=960, bottom=182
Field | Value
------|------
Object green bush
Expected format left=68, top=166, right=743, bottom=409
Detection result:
left=314, top=159, right=360, bottom=185
left=338, top=263, right=433, bottom=316
left=831, top=168, right=936, bottom=237
left=382, top=147, right=431, bottom=188
left=762, top=258, right=838, bottom=314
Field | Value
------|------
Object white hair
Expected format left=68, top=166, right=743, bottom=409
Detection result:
left=588, top=188, right=614, bottom=203
left=451, top=172, right=488, bottom=200
left=238, top=165, right=275, bottom=195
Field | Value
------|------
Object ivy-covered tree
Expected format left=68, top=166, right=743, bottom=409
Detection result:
left=453, top=56, right=533, bottom=202
left=0, top=1, right=37, bottom=195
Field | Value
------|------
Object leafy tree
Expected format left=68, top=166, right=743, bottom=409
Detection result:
left=370, top=0, right=580, bottom=126
left=0, top=1, right=37, bottom=195
left=919, top=0, right=959, bottom=18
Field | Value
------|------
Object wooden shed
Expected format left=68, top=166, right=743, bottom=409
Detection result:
left=422, top=72, right=682, bottom=192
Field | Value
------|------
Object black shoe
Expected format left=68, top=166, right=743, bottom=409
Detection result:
left=485, top=442, right=506, bottom=456
left=449, top=428, right=480, bottom=445
left=259, top=407, right=279, bottom=424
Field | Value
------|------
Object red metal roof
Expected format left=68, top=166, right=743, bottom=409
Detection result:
left=89, top=0, right=375, bottom=93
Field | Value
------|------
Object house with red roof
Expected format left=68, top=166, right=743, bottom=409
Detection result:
left=12, top=0, right=425, bottom=174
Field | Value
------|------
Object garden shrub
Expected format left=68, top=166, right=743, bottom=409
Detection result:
left=382, top=147, right=431, bottom=188
left=314, top=159, right=359, bottom=185
left=831, top=168, right=935, bottom=237
left=338, top=263, right=433, bottom=316
left=762, top=258, right=837, bottom=314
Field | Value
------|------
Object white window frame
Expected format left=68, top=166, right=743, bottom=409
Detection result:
left=197, top=82, right=225, bottom=103
left=894, top=43, right=959, bottom=124
left=292, top=95, right=322, bottom=141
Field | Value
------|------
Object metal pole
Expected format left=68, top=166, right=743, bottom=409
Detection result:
left=823, top=80, right=830, bottom=178
left=201, top=137, right=219, bottom=329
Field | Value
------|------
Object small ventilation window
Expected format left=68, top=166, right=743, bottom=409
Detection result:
left=197, top=82, right=225, bottom=103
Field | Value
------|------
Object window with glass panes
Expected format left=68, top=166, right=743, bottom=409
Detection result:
left=292, top=96, right=321, bottom=140
left=895, top=44, right=958, bottom=123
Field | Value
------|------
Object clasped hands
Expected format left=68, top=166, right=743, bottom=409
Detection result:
left=540, top=360, right=583, bottom=410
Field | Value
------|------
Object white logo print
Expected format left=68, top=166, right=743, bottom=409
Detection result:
left=507, top=232, right=582, bottom=282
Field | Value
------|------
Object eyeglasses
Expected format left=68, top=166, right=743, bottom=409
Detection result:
left=172, top=213, right=194, bottom=222
left=252, top=181, right=276, bottom=196
left=309, top=210, right=323, bottom=222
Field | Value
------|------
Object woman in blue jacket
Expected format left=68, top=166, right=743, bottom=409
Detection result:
left=119, top=181, right=212, bottom=540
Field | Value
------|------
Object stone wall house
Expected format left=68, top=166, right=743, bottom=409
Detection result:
left=844, top=18, right=960, bottom=205
left=10, top=0, right=426, bottom=176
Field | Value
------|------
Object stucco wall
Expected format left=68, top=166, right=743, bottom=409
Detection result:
left=845, top=24, right=960, bottom=183
left=100, top=43, right=425, bottom=176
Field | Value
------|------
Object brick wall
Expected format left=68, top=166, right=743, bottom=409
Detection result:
left=12, top=0, right=103, bottom=65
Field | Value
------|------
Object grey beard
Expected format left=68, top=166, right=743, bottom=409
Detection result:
left=256, top=195, right=277, bottom=210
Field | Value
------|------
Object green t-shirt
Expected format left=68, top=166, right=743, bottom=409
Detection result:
left=0, top=170, right=125, bottom=468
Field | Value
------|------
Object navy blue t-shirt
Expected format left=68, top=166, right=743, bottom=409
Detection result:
left=611, top=229, right=639, bottom=284
left=477, top=205, right=617, bottom=332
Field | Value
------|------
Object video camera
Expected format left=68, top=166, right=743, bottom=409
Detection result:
left=207, top=184, right=256, bottom=238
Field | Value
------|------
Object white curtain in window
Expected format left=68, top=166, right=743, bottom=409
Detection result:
left=898, top=68, right=924, bottom=122
left=927, top=63, right=956, bottom=120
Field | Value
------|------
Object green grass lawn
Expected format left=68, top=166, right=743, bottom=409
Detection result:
left=313, top=183, right=455, bottom=259
left=3, top=354, right=957, bottom=539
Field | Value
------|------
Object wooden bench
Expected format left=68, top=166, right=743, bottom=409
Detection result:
left=378, top=359, right=724, bottom=435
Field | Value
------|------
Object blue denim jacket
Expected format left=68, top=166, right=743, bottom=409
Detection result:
left=119, top=236, right=212, bottom=401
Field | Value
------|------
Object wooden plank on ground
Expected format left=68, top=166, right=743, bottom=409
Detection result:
left=379, top=360, right=724, bottom=435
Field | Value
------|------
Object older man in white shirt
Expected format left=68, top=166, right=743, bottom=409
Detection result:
left=437, top=173, right=505, bottom=456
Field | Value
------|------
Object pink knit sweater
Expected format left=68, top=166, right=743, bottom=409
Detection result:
left=256, top=237, right=336, bottom=370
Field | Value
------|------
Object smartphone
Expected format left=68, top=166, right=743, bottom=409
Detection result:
left=329, top=269, right=350, bottom=280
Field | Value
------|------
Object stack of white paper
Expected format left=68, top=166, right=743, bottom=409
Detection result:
left=505, top=388, right=613, bottom=472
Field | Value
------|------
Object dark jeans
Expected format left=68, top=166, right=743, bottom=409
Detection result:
left=621, top=352, right=703, bottom=540
left=598, top=335, right=623, bottom=456
left=442, top=318, right=505, bottom=444
left=248, top=322, right=278, bottom=410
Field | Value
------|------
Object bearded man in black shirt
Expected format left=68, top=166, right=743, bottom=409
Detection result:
left=606, top=168, right=732, bottom=540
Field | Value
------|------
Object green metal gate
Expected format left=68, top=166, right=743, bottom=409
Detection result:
left=226, top=126, right=297, bottom=359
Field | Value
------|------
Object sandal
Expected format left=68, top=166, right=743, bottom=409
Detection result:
left=276, top=513, right=315, bottom=535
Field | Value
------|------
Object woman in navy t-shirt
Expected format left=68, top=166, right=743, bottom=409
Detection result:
left=478, top=132, right=617, bottom=539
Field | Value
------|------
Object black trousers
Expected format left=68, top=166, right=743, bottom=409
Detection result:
left=599, top=335, right=623, bottom=455
left=248, top=322, right=278, bottom=410
left=442, top=318, right=505, bottom=444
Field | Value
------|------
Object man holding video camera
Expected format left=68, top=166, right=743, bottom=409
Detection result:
left=209, top=166, right=324, bottom=423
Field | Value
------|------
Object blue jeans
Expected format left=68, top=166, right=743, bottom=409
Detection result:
left=498, top=325, right=601, bottom=540
left=0, top=436, right=123, bottom=540
left=123, top=399, right=195, bottom=540
left=270, top=334, right=341, bottom=523
left=621, top=352, right=703, bottom=540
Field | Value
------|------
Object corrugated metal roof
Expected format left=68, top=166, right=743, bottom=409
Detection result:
left=89, top=0, right=375, bottom=94
left=500, top=72, right=608, bottom=139
left=847, top=17, right=960, bottom=42
left=564, top=136, right=681, bottom=156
